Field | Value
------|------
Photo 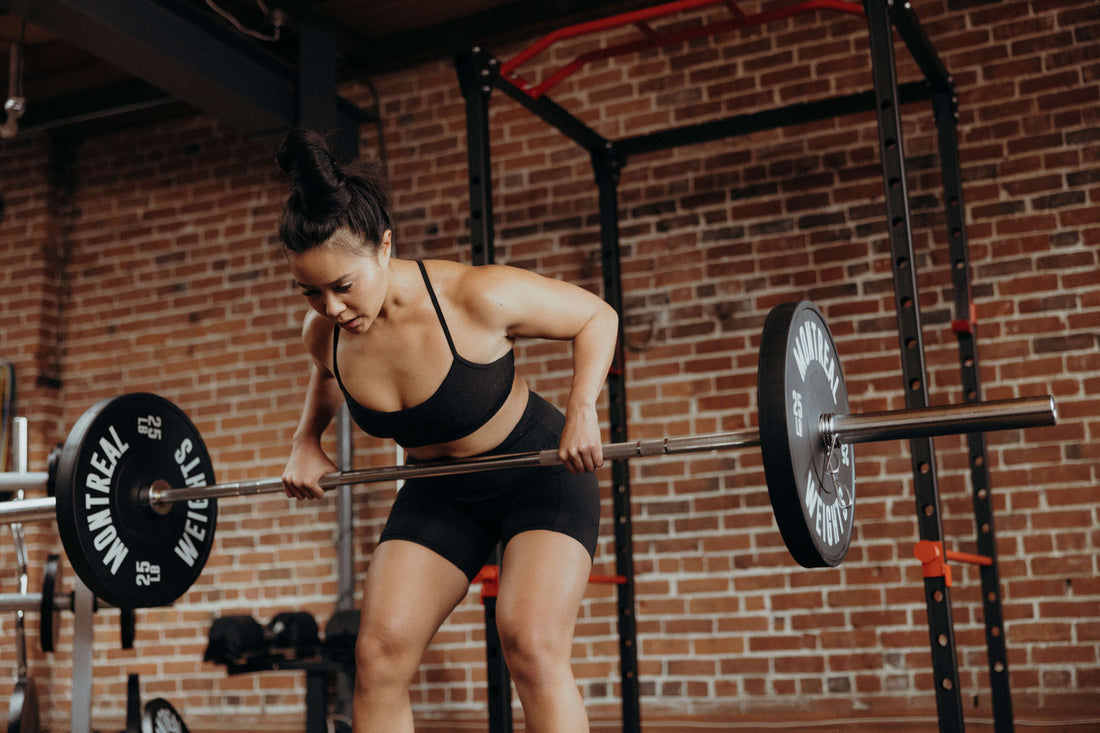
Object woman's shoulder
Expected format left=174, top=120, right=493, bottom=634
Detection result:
left=422, top=258, right=527, bottom=295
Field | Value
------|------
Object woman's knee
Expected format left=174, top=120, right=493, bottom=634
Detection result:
left=496, top=616, right=573, bottom=688
left=354, top=625, right=420, bottom=690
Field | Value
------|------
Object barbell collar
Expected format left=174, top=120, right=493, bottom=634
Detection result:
left=822, top=396, right=1056, bottom=446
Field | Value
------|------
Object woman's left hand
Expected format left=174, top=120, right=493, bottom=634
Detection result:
left=558, top=403, right=604, bottom=473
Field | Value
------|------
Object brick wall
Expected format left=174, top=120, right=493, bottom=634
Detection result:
left=0, top=0, right=1096, bottom=729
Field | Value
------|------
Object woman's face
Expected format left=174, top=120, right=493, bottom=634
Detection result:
left=288, top=228, right=392, bottom=334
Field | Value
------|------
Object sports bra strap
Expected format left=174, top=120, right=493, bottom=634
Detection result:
left=417, top=260, right=459, bottom=358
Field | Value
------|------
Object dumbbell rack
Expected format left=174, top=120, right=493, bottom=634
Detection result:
left=456, top=0, right=1014, bottom=731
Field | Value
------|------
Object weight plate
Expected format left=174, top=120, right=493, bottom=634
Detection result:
left=54, top=394, right=217, bottom=608
left=39, top=554, right=61, bottom=653
left=142, top=698, right=191, bottom=733
left=758, top=301, right=854, bottom=567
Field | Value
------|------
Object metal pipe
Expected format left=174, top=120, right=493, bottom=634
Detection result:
left=0, top=593, right=44, bottom=613
left=12, top=415, right=30, bottom=680
left=0, top=496, right=56, bottom=524
left=0, top=593, right=114, bottom=613
left=335, top=404, right=355, bottom=612
left=0, top=592, right=70, bottom=613
left=0, top=472, right=50, bottom=492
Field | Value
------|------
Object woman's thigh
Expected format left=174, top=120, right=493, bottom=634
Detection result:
left=495, top=529, right=593, bottom=657
left=358, top=538, right=471, bottom=662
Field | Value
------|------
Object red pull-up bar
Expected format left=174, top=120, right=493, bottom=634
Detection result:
left=499, top=0, right=866, bottom=99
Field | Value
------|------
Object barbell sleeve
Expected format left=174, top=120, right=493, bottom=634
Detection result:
left=822, top=396, right=1056, bottom=446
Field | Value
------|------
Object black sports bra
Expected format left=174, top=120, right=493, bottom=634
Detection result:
left=333, top=261, right=515, bottom=448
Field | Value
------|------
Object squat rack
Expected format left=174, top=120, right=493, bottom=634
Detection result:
left=454, top=1, right=1013, bottom=732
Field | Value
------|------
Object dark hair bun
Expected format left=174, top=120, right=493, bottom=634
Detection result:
left=277, top=128, right=392, bottom=254
left=276, top=129, right=351, bottom=220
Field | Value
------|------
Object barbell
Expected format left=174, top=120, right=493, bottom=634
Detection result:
left=0, top=301, right=1057, bottom=609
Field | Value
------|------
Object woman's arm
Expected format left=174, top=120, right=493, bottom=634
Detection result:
left=282, top=311, right=345, bottom=499
left=461, top=264, right=620, bottom=473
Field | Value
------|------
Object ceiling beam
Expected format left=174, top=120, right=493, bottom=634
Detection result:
left=332, top=0, right=656, bottom=75
left=24, top=0, right=361, bottom=140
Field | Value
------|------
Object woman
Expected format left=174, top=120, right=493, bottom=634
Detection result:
left=277, top=129, right=618, bottom=733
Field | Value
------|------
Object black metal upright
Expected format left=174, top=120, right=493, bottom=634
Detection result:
left=456, top=48, right=514, bottom=733
left=930, top=85, right=1015, bottom=732
left=592, top=145, right=642, bottom=733
left=454, top=1, right=1016, bottom=729
left=864, top=0, right=964, bottom=730
left=456, top=48, right=497, bottom=267
left=457, top=43, right=644, bottom=733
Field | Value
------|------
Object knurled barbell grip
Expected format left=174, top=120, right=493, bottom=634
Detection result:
left=146, top=427, right=767, bottom=507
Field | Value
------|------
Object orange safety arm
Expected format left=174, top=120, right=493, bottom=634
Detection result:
left=914, top=540, right=994, bottom=588
left=472, top=565, right=626, bottom=602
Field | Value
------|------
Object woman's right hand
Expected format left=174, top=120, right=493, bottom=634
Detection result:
left=282, top=440, right=339, bottom=501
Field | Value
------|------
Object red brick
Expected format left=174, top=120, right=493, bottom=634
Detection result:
left=1, top=2, right=1097, bottom=727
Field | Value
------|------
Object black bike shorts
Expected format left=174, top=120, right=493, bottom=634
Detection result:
left=378, top=392, right=602, bottom=581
